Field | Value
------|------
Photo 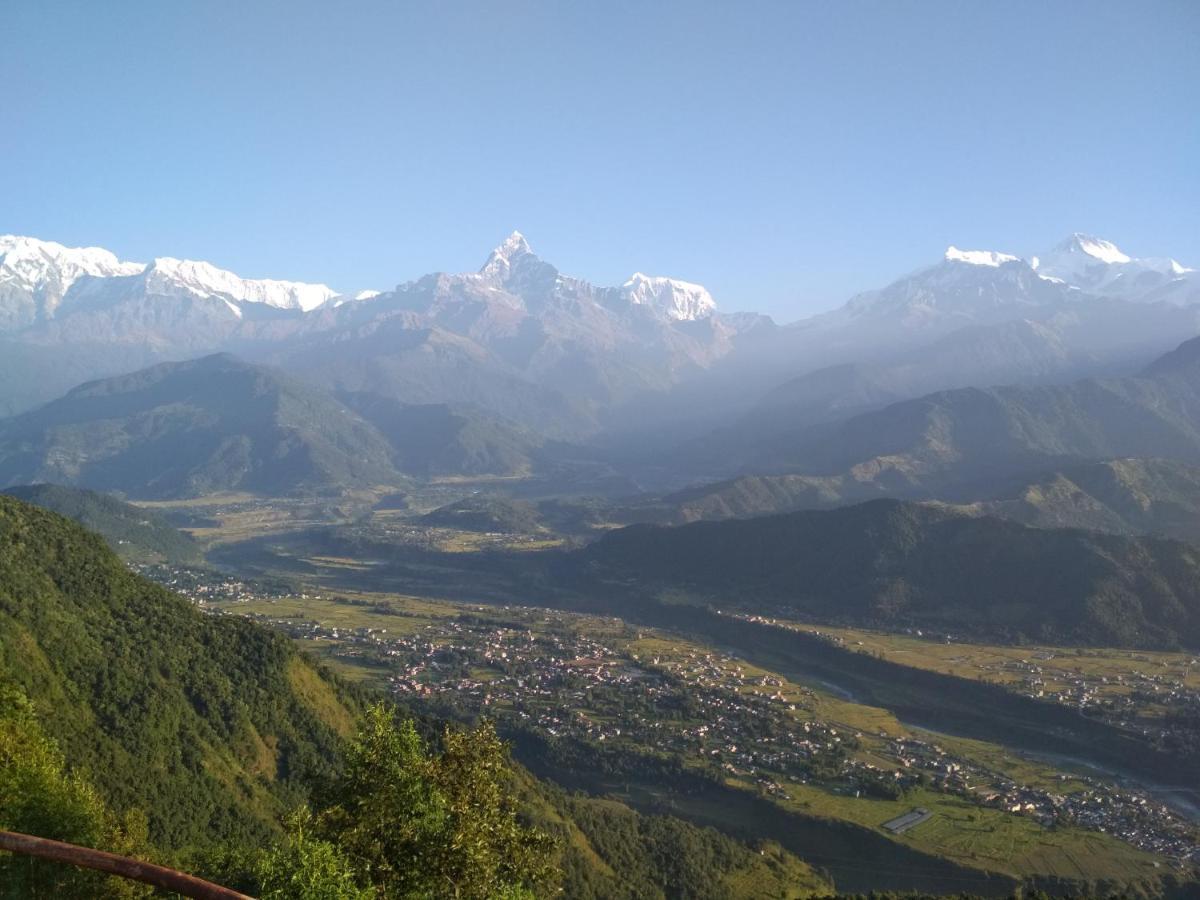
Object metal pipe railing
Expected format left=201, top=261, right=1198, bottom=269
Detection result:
left=0, top=829, right=254, bottom=899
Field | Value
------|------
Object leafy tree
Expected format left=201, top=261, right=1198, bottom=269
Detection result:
left=0, top=685, right=149, bottom=899
left=258, top=810, right=374, bottom=900
left=314, top=705, right=555, bottom=899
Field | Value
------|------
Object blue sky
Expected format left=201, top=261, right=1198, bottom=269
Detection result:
left=3, top=0, right=1198, bottom=319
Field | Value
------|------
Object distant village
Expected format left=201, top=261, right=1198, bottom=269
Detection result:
left=142, top=563, right=1198, bottom=866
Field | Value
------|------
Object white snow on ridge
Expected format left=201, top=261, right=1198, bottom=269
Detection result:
left=944, top=246, right=1021, bottom=267
left=622, top=272, right=717, bottom=321
left=0, top=234, right=145, bottom=293
left=143, top=257, right=339, bottom=311
left=1072, top=234, right=1130, bottom=265
left=1032, top=234, right=1194, bottom=299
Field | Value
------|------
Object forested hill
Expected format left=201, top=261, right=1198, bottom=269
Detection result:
left=579, top=499, right=1200, bottom=649
left=2, top=482, right=203, bottom=564
left=0, top=496, right=830, bottom=897
left=0, top=353, right=404, bottom=499
left=0, top=494, right=360, bottom=849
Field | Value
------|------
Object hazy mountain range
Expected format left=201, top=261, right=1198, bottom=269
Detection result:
left=3, top=229, right=1200, bottom=504
left=3, top=231, right=1196, bottom=438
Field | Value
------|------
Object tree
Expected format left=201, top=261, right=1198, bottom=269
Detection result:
left=314, top=705, right=556, bottom=899
left=257, top=810, right=374, bottom=900
left=0, top=685, right=149, bottom=899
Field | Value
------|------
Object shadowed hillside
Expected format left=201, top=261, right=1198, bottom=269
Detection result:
left=580, top=499, right=1200, bottom=648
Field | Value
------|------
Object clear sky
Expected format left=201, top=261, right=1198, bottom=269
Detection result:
left=4, top=0, right=1198, bottom=319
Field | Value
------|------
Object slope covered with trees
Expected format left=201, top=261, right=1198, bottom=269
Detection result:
left=1, top=483, right=203, bottom=564
left=0, top=354, right=403, bottom=499
left=0, top=494, right=359, bottom=848
left=580, top=499, right=1200, bottom=648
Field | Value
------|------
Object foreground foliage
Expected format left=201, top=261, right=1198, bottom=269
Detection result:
left=0, top=686, right=150, bottom=899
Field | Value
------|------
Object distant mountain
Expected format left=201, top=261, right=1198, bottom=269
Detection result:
left=750, top=334, right=1200, bottom=494
left=1032, top=233, right=1198, bottom=305
left=965, top=458, right=1200, bottom=542
left=0, top=233, right=356, bottom=324
left=628, top=237, right=1200, bottom=489
left=0, top=354, right=404, bottom=499
left=4, top=230, right=1198, bottom=459
left=579, top=499, right=1200, bottom=648
left=807, top=235, right=1198, bottom=343
left=342, top=392, right=545, bottom=477
left=642, top=457, right=1200, bottom=547
left=0, top=494, right=357, bottom=848
left=284, top=232, right=755, bottom=429
left=1, top=483, right=202, bottom=564
left=0, top=233, right=758, bottom=438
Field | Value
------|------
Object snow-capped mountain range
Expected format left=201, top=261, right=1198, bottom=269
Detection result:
left=826, top=233, right=1197, bottom=335
left=4, top=229, right=1193, bottom=333
left=0, top=227, right=1197, bottom=446
left=0, top=234, right=357, bottom=323
left=0, top=230, right=722, bottom=327
left=0, top=230, right=749, bottom=429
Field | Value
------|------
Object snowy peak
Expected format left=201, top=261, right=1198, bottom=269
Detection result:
left=0, top=234, right=145, bottom=294
left=479, top=230, right=537, bottom=280
left=1032, top=233, right=1193, bottom=300
left=622, top=272, right=717, bottom=321
left=944, top=246, right=1021, bottom=267
left=1051, top=233, right=1131, bottom=265
left=142, top=257, right=338, bottom=312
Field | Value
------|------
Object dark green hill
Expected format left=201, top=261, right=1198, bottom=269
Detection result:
left=0, top=494, right=360, bottom=849
left=421, top=496, right=545, bottom=534
left=579, top=499, right=1200, bottom=648
left=342, top=392, right=545, bottom=476
left=2, top=482, right=203, bottom=564
left=0, top=353, right=404, bottom=499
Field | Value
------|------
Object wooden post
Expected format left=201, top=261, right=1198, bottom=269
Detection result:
left=0, top=829, right=255, bottom=899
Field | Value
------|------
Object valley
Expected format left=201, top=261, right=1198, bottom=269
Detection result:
left=124, top=489, right=1200, bottom=896
left=6, top=12, right=1197, bottom=897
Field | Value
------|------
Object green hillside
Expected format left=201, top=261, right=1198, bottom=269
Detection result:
left=644, top=457, right=1200, bottom=544
left=580, top=499, right=1200, bottom=648
left=970, top=457, right=1200, bottom=541
left=2, top=482, right=203, bottom=564
left=0, top=494, right=359, bottom=849
left=0, top=496, right=830, bottom=897
left=0, top=354, right=404, bottom=499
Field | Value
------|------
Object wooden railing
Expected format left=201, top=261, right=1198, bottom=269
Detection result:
left=0, top=830, right=254, bottom=899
